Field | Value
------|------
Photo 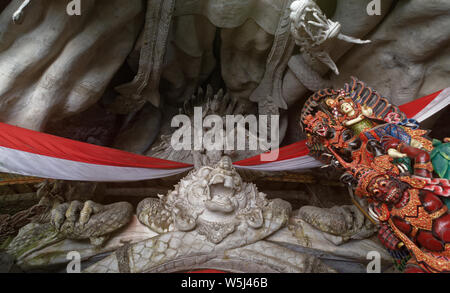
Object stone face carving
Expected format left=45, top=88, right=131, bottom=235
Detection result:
left=4, top=156, right=391, bottom=272
left=137, top=157, right=273, bottom=243
left=83, top=156, right=340, bottom=273
left=289, top=0, right=370, bottom=75
left=1, top=0, right=449, bottom=274
left=80, top=156, right=389, bottom=273
left=147, top=86, right=272, bottom=165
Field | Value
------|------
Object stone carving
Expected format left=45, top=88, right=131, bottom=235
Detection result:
left=36, top=180, right=104, bottom=205
left=50, top=200, right=133, bottom=246
left=0, top=205, right=47, bottom=246
left=296, top=204, right=377, bottom=245
left=0, top=0, right=449, bottom=274
left=111, top=0, right=175, bottom=113
left=0, top=1, right=143, bottom=131
left=83, top=156, right=339, bottom=273
left=289, top=0, right=370, bottom=75
left=147, top=86, right=273, bottom=165
left=282, top=0, right=393, bottom=108
left=0, top=180, right=105, bottom=246
left=137, top=157, right=268, bottom=242
left=5, top=200, right=133, bottom=263
left=330, top=0, right=450, bottom=106
left=3, top=156, right=393, bottom=272
left=0, top=0, right=445, bottom=136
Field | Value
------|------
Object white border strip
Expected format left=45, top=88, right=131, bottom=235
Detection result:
left=0, top=146, right=192, bottom=182
left=234, top=155, right=323, bottom=171
left=1, top=90, right=446, bottom=180
left=414, top=88, right=450, bottom=122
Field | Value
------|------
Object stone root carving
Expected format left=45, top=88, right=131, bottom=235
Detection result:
left=6, top=200, right=133, bottom=261
left=0, top=205, right=48, bottom=246
left=50, top=200, right=133, bottom=246
left=289, top=0, right=370, bottom=75
left=36, top=180, right=106, bottom=206
left=84, top=157, right=335, bottom=273
left=295, top=204, right=377, bottom=245
left=0, top=180, right=106, bottom=247
left=5, top=157, right=387, bottom=272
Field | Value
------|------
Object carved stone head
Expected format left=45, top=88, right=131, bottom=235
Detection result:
left=161, top=156, right=268, bottom=243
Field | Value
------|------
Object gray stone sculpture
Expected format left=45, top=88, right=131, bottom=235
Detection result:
left=289, top=0, right=371, bottom=75
left=4, top=157, right=391, bottom=272
left=0, top=0, right=448, bottom=274
left=0, top=0, right=143, bottom=131
left=84, top=157, right=336, bottom=273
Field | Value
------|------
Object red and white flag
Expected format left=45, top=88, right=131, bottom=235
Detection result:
left=234, top=88, right=450, bottom=171
left=0, top=89, right=447, bottom=180
left=0, top=123, right=192, bottom=182
left=399, top=88, right=450, bottom=122
left=233, top=140, right=323, bottom=171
